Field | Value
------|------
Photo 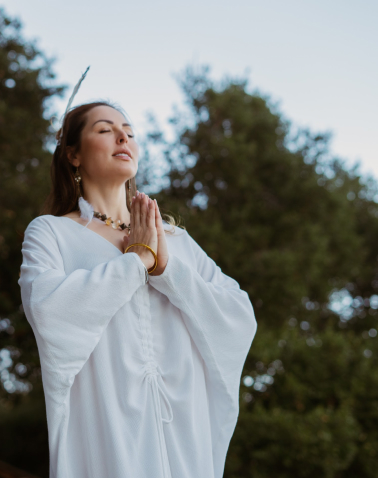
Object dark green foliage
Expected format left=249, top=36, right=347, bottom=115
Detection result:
left=0, top=8, right=64, bottom=475
left=147, top=66, right=378, bottom=477
left=152, top=67, right=378, bottom=330
left=0, top=383, right=49, bottom=476
left=0, top=8, right=63, bottom=313
left=2, top=10, right=378, bottom=475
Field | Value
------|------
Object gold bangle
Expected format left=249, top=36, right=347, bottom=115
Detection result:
left=124, top=243, right=158, bottom=274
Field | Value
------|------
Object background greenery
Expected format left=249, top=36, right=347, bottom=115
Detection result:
left=1, top=8, right=378, bottom=477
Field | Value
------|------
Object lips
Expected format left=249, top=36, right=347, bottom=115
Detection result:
left=114, top=153, right=131, bottom=161
left=113, top=148, right=132, bottom=160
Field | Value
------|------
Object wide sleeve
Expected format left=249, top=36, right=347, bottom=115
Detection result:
left=18, top=216, right=146, bottom=392
left=148, top=229, right=257, bottom=415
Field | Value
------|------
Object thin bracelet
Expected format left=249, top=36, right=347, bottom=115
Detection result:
left=124, top=243, right=158, bottom=274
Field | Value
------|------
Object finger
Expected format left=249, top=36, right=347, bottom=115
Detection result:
left=130, top=194, right=136, bottom=230
left=140, top=193, right=148, bottom=226
left=147, top=198, right=155, bottom=229
left=134, top=191, right=141, bottom=228
left=154, top=199, right=159, bottom=226
left=154, top=199, right=164, bottom=232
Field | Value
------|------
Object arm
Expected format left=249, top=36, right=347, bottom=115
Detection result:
left=148, top=230, right=257, bottom=405
left=18, top=216, right=146, bottom=391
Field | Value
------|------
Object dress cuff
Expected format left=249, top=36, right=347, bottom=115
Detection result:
left=148, top=254, right=175, bottom=285
left=148, top=254, right=189, bottom=296
left=124, top=252, right=148, bottom=286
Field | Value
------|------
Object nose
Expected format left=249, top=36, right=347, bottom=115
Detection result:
left=117, top=130, right=129, bottom=144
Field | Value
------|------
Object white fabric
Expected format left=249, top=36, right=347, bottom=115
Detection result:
left=18, top=214, right=257, bottom=478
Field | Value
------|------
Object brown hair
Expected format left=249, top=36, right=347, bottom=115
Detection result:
left=41, top=101, right=183, bottom=232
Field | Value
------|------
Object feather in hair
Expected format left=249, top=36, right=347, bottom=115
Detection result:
left=63, top=66, right=91, bottom=118
left=78, top=196, right=94, bottom=228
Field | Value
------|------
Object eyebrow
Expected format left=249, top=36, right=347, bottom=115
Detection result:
left=92, top=119, right=132, bottom=127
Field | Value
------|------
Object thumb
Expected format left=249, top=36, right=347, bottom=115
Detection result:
left=154, top=200, right=165, bottom=235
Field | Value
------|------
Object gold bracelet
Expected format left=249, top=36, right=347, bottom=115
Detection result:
left=124, top=243, right=158, bottom=274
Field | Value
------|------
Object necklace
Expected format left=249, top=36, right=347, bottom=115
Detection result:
left=93, top=210, right=131, bottom=232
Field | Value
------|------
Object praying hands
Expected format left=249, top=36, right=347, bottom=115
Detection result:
left=123, top=191, right=169, bottom=276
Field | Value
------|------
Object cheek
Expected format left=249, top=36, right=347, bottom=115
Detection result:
left=131, top=141, right=139, bottom=159
left=89, top=135, right=110, bottom=153
left=80, top=135, right=109, bottom=162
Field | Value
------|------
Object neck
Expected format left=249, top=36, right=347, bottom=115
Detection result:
left=83, top=182, right=131, bottom=225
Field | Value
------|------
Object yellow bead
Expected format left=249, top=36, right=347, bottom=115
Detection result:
left=105, top=217, right=112, bottom=226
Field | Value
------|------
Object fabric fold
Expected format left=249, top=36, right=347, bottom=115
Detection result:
left=17, top=215, right=258, bottom=478
left=149, top=245, right=257, bottom=403
left=148, top=232, right=257, bottom=463
left=18, top=215, right=146, bottom=393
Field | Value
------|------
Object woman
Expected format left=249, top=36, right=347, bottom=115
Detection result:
left=18, top=101, right=257, bottom=478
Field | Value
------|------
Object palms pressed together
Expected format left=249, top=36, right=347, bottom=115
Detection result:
left=123, top=191, right=169, bottom=276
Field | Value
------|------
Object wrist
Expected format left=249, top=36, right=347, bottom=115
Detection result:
left=140, top=254, right=155, bottom=271
left=149, top=257, right=168, bottom=276
left=125, top=244, right=157, bottom=272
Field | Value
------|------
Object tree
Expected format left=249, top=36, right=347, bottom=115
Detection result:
left=2, top=13, right=378, bottom=473
left=146, top=66, right=378, bottom=477
left=0, top=8, right=64, bottom=476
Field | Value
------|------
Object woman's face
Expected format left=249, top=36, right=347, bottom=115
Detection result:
left=70, top=105, right=139, bottom=185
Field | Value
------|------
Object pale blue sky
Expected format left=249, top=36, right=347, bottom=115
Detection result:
left=3, top=0, right=378, bottom=178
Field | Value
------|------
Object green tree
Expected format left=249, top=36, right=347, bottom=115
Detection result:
left=0, top=8, right=64, bottom=476
left=146, top=66, right=378, bottom=477
left=2, top=12, right=378, bottom=474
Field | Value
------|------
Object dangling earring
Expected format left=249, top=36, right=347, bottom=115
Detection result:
left=74, top=166, right=82, bottom=198
left=126, top=178, right=133, bottom=208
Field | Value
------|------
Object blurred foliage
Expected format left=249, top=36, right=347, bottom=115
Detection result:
left=2, top=7, right=378, bottom=477
left=0, top=7, right=64, bottom=476
left=146, top=65, right=378, bottom=477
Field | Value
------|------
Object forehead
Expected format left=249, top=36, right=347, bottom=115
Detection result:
left=86, top=105, right=128, bottom=125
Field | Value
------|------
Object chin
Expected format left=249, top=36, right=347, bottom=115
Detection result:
left=114, top=164, right=136, bottom=179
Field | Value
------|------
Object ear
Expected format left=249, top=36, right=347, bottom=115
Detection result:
left=67, top=146, right=80, bottom=168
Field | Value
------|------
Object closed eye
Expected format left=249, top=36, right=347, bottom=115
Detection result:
left=99, top=129, right=111, bottom=133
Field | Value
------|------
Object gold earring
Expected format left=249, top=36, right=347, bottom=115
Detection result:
left=74, top=167, right=82, bottom=197
left=126, top=179, right=135, bottom=215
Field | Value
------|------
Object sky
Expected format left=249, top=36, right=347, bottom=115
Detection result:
left=2, top=0, right=378, bottom=178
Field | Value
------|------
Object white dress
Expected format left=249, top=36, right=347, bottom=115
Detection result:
left=18, top=214, right=257, bottom=478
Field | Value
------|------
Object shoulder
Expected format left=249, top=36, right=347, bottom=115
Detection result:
left=61, top=211, right=81, bottom=221
left=23, top=214, right=60, bottom=240
left=162, top=222, right=212, bottom=270
left=25, top=214, right=54, bottom=226
left=162, top=221, right=205, bottom=253
left=25, top=214, right=56, bottom=228
left=162, top=220, right=188, bottom=237
left=20, top=215, right=65, bottom=269
left=162, top=221, right=199, bottom=252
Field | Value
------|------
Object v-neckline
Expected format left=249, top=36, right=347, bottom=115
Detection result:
left=59, top=216, right=124, bottom=255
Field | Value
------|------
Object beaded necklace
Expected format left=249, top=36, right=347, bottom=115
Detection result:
left=93, top=210, right=131, bottom=232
